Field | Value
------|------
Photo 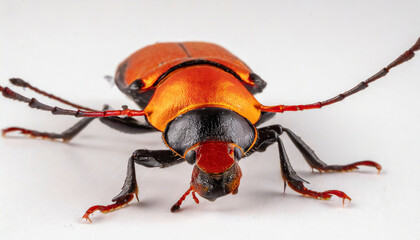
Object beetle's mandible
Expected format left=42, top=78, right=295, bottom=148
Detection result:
left=1, top=39, right=419, bottom=222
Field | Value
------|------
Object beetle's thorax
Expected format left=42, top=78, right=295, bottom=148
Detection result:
left=163, top=107, right=257, bottom=156
left=144, top=65, right=262, bottom=132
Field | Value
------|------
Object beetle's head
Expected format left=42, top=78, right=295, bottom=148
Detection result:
left=184, top=141, right=243, bottom=201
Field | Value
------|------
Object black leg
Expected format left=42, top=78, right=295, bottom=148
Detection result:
left=247, top=124, right=381, bottom=173
left=99, top=116, right=155, bottom=134
left=245, top=124, right=283, bottom=156
left=2, top=105, right=156, bottom=142
left=283, top=128, right=381, bottom=173
left=82, top=149, right=183, bottom=222
left=2, top=117, right=95, bottom=142
left=112, top=149, right=183, bottom=200
left=246, top=124, right=379, bottom=203
left=131, top=149, right=184, bottom=168
left=275, top=134, right=350, bottom=202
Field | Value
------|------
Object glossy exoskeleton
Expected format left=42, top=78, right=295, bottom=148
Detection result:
left=1, top=39, right=419, bottom=222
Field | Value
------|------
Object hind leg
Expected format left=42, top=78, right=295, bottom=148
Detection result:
left=1, top=105, right=110, bottom=142
left=2, top=118, right=96, bottom=142
left=3, top=105, right=156, bottom=142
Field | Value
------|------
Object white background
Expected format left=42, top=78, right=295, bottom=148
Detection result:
left=1, top=1, right=419, bottom=239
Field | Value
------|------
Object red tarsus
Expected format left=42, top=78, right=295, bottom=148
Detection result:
left=286, top=182, right=351, bottom=205
left=82, top=194, right=135, bottom=223
left=312, top=161, right=382, bottom=174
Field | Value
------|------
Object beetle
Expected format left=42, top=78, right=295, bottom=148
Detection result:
left=1, top=39, right=419, bottom=222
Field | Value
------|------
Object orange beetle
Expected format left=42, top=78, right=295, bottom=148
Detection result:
left=1, top=39, right=419, bottom=222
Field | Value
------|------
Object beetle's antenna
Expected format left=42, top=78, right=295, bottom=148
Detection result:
left=9, top=78, right=95, bottom=111
left=0, top=86, right=145, bottom=118
left=261, top=37, right=420, bottom=113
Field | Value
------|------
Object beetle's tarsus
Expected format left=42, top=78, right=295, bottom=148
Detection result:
left=287, top=179, right=352, bottom=203
left=2, top=127, right=48, bottom=139
left=82, top=216, right=93, bottom=224
left=312, top=161, right=382, bottom=173
left=82, top=193, right=135, bottom=223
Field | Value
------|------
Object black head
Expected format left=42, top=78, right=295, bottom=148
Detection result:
left=185, top=141, right=243, bottom=201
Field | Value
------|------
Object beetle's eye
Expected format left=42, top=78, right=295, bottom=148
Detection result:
left=185, top=150, right=197, bottom=165
left=234, top=147, right=243, bottom=160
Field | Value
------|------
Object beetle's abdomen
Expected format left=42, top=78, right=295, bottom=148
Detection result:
left=144, top=65, right=262, bottom=131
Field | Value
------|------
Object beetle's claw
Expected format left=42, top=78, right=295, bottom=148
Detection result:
left=286, top=180, right=351, bottom=205
left=319, top=190, right=352, bottom=205
left=82, top=215, right=93, bottom=223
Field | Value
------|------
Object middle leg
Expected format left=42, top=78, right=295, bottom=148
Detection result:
left=248, top=124, right=381, bottom=173
left=3, top=106, right=156, bottom=142
left=282, top=127, right=381, bottom=173
left=247, top=125, right=359, bottom=202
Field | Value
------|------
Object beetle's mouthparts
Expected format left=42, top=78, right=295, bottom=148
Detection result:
left=190, top=164, right=242, bottom=201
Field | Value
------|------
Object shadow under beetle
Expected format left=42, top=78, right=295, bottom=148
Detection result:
left=1, top=39, right=419, bottom=222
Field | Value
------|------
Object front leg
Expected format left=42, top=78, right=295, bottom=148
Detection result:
left=283, top=128, right=381, bottom=173
left=249, top=126, right=350, bottom=203
left=82, top=149, right=183, bottom=222
left=276, top=133, right=351, bottom=204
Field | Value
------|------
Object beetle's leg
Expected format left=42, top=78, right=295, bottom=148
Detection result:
left=2, top=118, right=96, bottom=142
left=112, top=150, right=182, bottom=200
left=82, top=155, right=138, bottom=223
left=245, top=124, right=284, bottom=156
left=7, top=79, right=154, bottom=131
left=99, top=116, right=155, bottom=134
left=276, top=134, right=351, bottom=203
left=3, top=103, right=156, bottom=141
left=2, top=115, right=154, bottom=141
left=130, top=149, right=184, bottom=168
left=1, top=80, right=149, bottom=140
left=82, top=149, right=183, bottom=222
left=247, top=125, right=350, bottom=203
left=1, top=104, right=111, bottom=141
left=248, top=125, right=381, bottom=172
left=282, top=128, right=381, bottom=173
